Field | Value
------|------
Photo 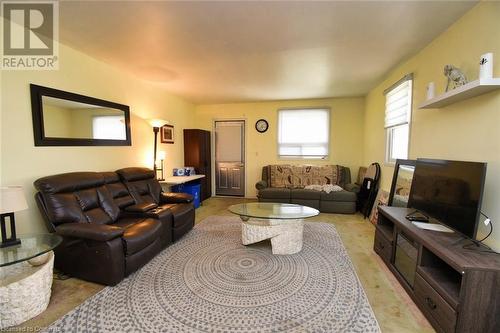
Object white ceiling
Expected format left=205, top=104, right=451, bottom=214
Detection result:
left=59, top=1, right=477, bottom=104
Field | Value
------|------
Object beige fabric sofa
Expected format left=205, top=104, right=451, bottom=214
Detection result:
left=255, top=165, right=358, bottom=214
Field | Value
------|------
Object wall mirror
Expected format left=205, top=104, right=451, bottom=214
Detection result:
left=30, top=84, right=131, bottom=146
left=388, top=159, right=416, bottom=207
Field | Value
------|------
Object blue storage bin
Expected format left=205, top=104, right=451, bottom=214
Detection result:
left=172, top=183, right=201, bottom=208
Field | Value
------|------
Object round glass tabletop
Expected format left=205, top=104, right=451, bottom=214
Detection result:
left=229, top=202, right=319, bottom=220
left=0, top=233, right=62, bottom=267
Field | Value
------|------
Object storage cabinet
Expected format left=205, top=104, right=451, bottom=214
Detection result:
left=374, top=206, right=500, bottom=333
left=183, top=129, right=211, bottom=201
left=373, top=230, right=392, bottom=263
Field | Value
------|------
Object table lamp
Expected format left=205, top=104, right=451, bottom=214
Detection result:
left=0, top=186, right=28, bottom=248
left=147, top=119, right=168, bottom=173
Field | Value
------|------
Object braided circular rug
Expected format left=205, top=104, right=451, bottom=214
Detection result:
left=46, top=216, right=380, bottom=332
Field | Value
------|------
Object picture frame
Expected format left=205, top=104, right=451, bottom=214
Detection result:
left=388, top=159, right=416, bottom=207
left=161, top=125, right=174, bottom=144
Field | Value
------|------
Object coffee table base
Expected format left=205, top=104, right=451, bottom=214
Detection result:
left=241, top=218, right=303, bottom=255
left=0, top=251, right=54, bottom=329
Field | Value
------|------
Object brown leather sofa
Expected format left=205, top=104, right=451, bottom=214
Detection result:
left=34, top=168, right=194, bottom=286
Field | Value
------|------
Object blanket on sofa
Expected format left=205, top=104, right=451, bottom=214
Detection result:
left=269, top=165, right=340, bottom=188
left=304, top=184, right=344, bottom=193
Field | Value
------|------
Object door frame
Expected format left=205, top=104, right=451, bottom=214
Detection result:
left=212, top=118, right=247, bottom=197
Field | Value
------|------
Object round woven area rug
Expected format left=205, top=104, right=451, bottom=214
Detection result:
left=46, top=216, right=380, bottom=333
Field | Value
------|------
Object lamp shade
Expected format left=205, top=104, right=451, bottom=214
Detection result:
left=148, top=119, right=169, bottom=128
left=158, top=151, right=166, bottom=160
left=0, top=186, right=28, bottom=214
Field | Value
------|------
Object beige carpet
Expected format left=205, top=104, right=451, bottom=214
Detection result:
left=45, top=216, right=380, bottom=332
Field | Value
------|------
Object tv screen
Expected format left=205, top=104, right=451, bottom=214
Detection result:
left=408, top=159, right=487, bottom=239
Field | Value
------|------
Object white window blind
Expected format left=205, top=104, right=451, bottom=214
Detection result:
left=384, top=75, right=413, bottom=163
left=385, top=79, right=412, bottom=128
left=92, top=116, right=126, bottom=140
left=278, top=108, right=330, bottom=158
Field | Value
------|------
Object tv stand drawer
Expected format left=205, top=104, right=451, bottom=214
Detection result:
left=414, top=273, right=457, bottom=333
left=374, top=229, right=392, bottom=263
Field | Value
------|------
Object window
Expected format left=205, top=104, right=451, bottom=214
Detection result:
left=92, top=116, right=126, bottom=140
left=278, top=108, right=330, bottom=159
left=385, top=76, right=413, bottom=164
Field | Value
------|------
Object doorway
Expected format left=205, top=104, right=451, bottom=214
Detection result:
left=214, top=120, right=245, bottom=197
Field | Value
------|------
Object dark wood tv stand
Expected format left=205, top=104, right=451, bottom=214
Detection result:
left=374, top=206, right=500, bottom=333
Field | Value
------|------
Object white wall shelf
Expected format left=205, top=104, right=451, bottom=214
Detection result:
left=418, top=78, right=500, bottom=109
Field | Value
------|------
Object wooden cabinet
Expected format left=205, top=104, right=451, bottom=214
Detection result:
left=183, top=129, right=211, bottom=201
left=373, top=229, right=392, bottom=263
left=374, top=206, right=500, bottom=333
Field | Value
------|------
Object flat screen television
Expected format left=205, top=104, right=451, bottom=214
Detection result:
left=408, top=158, right=487, bottom=239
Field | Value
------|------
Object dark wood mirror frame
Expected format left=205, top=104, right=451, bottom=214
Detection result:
left=30, top=84, right=132, bottom=146
left=388, top=159, right=416, bottom=206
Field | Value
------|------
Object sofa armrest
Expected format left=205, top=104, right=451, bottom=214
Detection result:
left=56, top=223, right=124, bottom=242
left=344, top=183, right=360, bottom=194
left=160, top=192, right=193, bottom=204
left=255, top=180, right=268, bottom=191
left=124, top=202, right=158, bottom=213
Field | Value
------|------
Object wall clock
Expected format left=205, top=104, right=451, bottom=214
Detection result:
left=255, top=119, right=269, bottom=133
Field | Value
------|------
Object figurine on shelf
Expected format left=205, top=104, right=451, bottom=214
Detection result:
left=444, top=64, right=468, bottom=92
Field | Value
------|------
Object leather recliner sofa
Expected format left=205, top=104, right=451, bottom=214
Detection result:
left=34, top=168, right=195, bottom=286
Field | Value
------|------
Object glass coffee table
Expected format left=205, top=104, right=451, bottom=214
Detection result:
left=0, top=233, right=62, bottom=329
left=229, top=203, right=319, bottom=255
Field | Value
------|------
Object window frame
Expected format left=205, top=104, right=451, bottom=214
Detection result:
left=277, top=107, right=331, bottom=160
left=384, top=76, right=413, bottom=165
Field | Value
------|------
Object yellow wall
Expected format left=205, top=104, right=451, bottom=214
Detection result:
left=363, top=2, right=500, bottom=250
left=1, top=42, right=194, bottom=234
left=194, top=97, right=365, bottom=197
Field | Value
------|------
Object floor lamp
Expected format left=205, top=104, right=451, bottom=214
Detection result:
left=148, top=119, right=168, bottom=176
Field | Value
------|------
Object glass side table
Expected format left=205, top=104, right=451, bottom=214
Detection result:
left=229, top=203, right=319, bottom=255
left=0, top=233, right=62, bottom=329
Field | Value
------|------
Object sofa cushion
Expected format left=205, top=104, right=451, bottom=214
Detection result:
left=112, top=217, right=143, bottom=230
left=121, top=218, right=161, bottom=255
left=116, top=168, right=162, bottom=205
left=320, top=190, right=357, bottom=202
left=290, top=189, right=321, bottom=200
left=103, top=172, right=135, bottom=209
left=258, top=188, right=291, bottom=199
